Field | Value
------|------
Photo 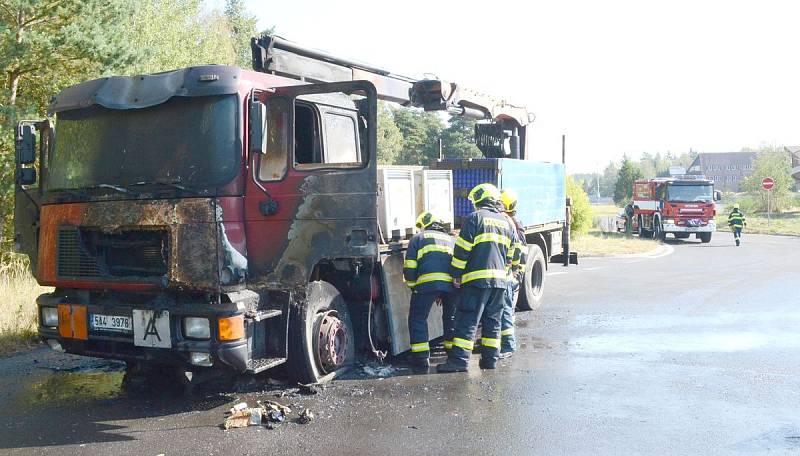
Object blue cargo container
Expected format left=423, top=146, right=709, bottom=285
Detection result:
left=432, top=158, right=566, bottom=228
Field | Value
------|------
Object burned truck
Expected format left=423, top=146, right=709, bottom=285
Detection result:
left=14, top=36, right=569, bottom=383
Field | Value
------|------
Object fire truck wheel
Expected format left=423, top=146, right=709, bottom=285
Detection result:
left=699, top=232, right=712, bottom=243
left=288, top=280, right=355, bottom=384
left=653, top=218, right=664, bottom=240
left=516, top=244, right=545, bottom=312
left=638, top=216, right=652, bottom=239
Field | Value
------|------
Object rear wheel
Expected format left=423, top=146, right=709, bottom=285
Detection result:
left=287, top=281, right=355, bottom=384
left=516, top=244, right=545, bottom=311
left=637, top=216, right=652, bottom=238
left=699, top=232, right=712, bottom=243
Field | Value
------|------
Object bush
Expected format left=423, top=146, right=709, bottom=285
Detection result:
left=567, top=176, right=593, bottom=235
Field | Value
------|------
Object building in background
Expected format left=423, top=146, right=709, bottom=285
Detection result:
left=786, top=146, right=800, bottom=187
left=687, top=152, right=757, bottom=192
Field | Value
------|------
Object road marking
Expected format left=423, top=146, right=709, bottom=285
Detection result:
left=583, top=267, right=603, bottom=271
left=547, top=271, right=567, bottom=276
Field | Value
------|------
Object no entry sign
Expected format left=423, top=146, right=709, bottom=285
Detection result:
left=761, top=177, right=775, bottom=190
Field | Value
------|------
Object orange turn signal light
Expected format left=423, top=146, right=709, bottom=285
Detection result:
left=57, top=304, right=88, bottom=340
left=218, top=315, right=244, bottom=341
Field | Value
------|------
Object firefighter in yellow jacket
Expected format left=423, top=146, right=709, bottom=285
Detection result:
left=437, top=183, right=515, bottom=373
left=403, top=211, right=455, bottom=370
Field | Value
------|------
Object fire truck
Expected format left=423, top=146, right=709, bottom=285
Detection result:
left=630, top=175, right=721, bottom=242
left=13, top=35, right=569, bottom=384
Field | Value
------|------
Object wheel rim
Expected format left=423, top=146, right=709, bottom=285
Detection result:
left=313, top=310, right=349, bottom=373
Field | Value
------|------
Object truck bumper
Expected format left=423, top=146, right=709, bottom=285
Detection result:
left=36, top=291, right=254, bottom=372
left=662, top=220, right=715, bottom=233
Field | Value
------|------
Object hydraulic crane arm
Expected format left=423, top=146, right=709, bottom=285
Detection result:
left=251, top=35, right=533, bottom=127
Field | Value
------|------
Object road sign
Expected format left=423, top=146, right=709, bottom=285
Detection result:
left=761, top=177, right=774, bottom=190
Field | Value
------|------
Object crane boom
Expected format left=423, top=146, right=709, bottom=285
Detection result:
left=251, top=35, right=533, bottom=128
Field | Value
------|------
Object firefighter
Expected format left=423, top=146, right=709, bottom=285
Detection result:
left=498, top=188, right=527, bottom=359
left=403, top=211, right=456, bottom=370
left=437, top=183, right=515, bottom=373
left=727, top=203, right=746, bottom=246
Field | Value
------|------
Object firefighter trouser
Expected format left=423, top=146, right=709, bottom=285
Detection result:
left=501, top=280, right=519, bottom=353
left=733, top=227, right=742, bottom=244
left=447, top=286, right=505, bottom=368
left=408, top=291, right=455, bottom=358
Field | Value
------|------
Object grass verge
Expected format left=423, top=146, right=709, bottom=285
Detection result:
left=590, top=204, right=621, bottom=217
left=715, top=210, right=800, bottom=236
left=571, top=230, right=660, bottom=257
left=0, top=253, right=51, bottom=356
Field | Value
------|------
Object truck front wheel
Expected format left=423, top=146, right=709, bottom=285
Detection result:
left=699, top=232, right=712, bottom=243
left=516, top=244, right=546, bottom=312
left=288, top=281, right=355, bottom=384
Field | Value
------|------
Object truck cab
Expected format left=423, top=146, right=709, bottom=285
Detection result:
left=631, top=175, right=721, bottom=243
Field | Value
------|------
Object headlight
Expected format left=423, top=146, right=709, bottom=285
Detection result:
left=41, top=307, right=59, bottom=327
left=183, top=317, right=210, bottom=339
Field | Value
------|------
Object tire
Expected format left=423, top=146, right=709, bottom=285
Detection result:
left=699, top=232, right=712, bottom=243
left=516, top=244, right=545, bottom=312
left=287, top=281, right=355, bottom=384
left=653, top=217, right=664, bottom=240
left=637, top=216, right=652, bottom=239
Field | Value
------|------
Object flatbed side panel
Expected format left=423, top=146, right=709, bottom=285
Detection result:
left=380, top=253, right=443, bottom=356
left=498, top=159, right=566, bottom=228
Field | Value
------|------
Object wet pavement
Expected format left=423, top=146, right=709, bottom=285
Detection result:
left=1, top=233, right=799, bottom=455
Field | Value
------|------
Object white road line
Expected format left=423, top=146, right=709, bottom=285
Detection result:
left=583, top=267, right=603, bottom=271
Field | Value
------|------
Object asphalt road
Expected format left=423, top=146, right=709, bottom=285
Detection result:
left=1, top=233, right=799, bottom=456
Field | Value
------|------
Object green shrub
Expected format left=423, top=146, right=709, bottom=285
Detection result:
left=567, top=176, right=593, bottom=235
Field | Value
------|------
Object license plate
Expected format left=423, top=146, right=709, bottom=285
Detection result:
left=90, top=314, right=133, bottom=332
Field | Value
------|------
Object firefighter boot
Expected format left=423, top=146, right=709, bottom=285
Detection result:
left=436, top=361, right=468, bottom=373
left=408, top=357, right=430, bottom=373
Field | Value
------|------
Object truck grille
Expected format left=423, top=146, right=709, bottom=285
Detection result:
left=57, top=227, right=168, bottom=281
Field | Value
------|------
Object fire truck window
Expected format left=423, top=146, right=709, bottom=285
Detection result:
left=294, top=103, right=321, bottom=165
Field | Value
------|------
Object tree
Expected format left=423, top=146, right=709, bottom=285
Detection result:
left=392, top=108, right=443, bottom=165
left=601, top=161, right=619, bottom=198
left=566, top=175, right=593, bottom=234
left=224, top=0, right=259, bottom=68
left=122, top=0, right=237, bottom=75
left=0, top=0, right=137, bottom=111
left=613, top=156, right=643, bottom=205
left=441, top=116, right=482, bottom=159
left=740, top=146, right=793, bottom=212
left=376, top=102, right=402, bottom=165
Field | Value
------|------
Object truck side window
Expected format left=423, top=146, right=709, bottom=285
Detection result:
left=258, top=97, right=289, bottom=181
left=323, top=112, right=359, bottom=164
left=294, top=103, right=322, bottom=165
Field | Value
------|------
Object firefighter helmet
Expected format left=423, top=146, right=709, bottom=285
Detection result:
left=500, top=188, right=519, bottom=212
left=468, top=183, right=501, bottom=205
left=733, top=203, right=740, bottom=210
left=415, top=211, right=440, bottom=229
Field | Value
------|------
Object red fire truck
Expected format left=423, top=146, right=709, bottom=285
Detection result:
left=629, top=175, right=721, bottom=243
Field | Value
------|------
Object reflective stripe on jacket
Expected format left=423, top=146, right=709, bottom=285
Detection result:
left=506, top=213, right=527, bottom=274
left=450, top=207, right=514, bottom=289
left=728, top=210, right=746, bottom=228
left=403, top=229, right=455, bottom=293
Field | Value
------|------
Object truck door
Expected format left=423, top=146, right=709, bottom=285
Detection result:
left=244, top=81, right=378, bottom=288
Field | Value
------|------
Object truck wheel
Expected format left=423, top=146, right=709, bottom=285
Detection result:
left=287, top=281, right=355, bottom=384
left=637, top=216, right=651, bottom=238
left=516, top=244, right=545, bottom=312
left=699, top=232, right=712, bottom=243
left=653, top=218, right=664, bottom=240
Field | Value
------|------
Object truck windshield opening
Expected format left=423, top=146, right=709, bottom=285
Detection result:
left=667, top=184, right=713, bottom=203
left=47, top=95, right=238, bottom=192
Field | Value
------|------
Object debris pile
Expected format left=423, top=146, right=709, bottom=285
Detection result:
left=222, top=400, right=315, bottom=430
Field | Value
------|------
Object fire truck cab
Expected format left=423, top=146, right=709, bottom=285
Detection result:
left=630, top=175, right=721, bottom=243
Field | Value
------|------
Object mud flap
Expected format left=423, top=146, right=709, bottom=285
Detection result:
left=380, top=253, right=443, bottom=355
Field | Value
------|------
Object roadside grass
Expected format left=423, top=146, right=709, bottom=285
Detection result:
left=590, top=204, right=621, bottom=217
left=0, top=254, right=50, bottom=356
left=571, top=229, right=660, bottom=257
left=715, top=210, right=800, bottom=236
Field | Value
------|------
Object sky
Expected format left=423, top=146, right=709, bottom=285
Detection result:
left=238, top=0, right=800, bottom=173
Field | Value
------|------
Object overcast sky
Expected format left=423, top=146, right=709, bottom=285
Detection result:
left=241, top=0, right=800, bottom=173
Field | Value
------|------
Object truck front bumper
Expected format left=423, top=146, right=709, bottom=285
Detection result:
left=36, top=292, right=253, bottom=372
left=662, top=220, right=715, bottom=233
